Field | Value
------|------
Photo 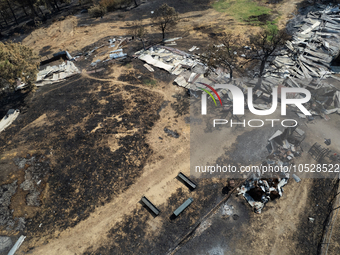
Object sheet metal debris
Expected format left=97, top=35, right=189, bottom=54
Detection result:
left=134, top=5, right=340, bottom=122
left=144, top=63, right=154, bottom=72
left=8, top=235, right=25, bottom=255
left=36, top=61, right=80, bottom=86
left=0, top=109, right=19, bottom=134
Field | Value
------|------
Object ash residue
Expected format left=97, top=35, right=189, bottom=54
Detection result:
left=0, top=180, right=25, bottom=232
left=0, top=181, right=18, bottom=227
left=0, top=155, right=50, bottom=233
left=0, top=75, right=163, bottom=248
left=16, top=155, right=50, bottom=207
left=84, top=179, right=225, bottom=255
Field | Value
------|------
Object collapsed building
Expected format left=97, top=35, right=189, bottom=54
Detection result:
left=36, top=60, right=80, bottom=87
left=135, top=4, right=340, bottom=120
left=237, top=126, right=304, bottom=213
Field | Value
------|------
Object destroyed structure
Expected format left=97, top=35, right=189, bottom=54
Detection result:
left=36, top=61, right=80, bottom=87
left=135, top=5, right=340, bottom=121
left=237, top=126, right=305, bottom=213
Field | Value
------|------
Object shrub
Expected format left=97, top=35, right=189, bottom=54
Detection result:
left=88, top=5, right=107, bottom=18
left=0, top=42, right=39, bottom=96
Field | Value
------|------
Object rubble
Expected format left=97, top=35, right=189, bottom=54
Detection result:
left=134, top=5, right=340, bottom=121
left=17, top=155, right=50, bottom=207
left=0, top=155, right=51, bottom=232
left=36, top=61, right=80, bottom=86
left=0, top=109, right=19, bottom=134
left=0, top=181, right=18, bottom=228
left=238, top=127, right=305, bottom=213
left=238, top=173, right=289, bottom=213
left=221, top=203, right=234, bottom=217
left=135, top=45, right=230, bottom=92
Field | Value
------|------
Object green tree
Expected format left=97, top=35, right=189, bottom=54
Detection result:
left=152, top=3, right=179, bottom=41
left=0, top=42, right=39, bottom=96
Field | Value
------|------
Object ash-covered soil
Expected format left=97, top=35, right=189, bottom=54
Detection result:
left=83, top=178, right=227, bottom=255
left=0, top=72, right=163, bottom=248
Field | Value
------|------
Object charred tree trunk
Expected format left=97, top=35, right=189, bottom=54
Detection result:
left=259, top=55, right=269, bottom=77
left=27, top=0, right=39, bottom=17
left=0, top=11, right=8, bottom=26
left=53, top=0, right=60, bottom=11
left=141, top=39, right=145, bottom=50
left=227, top=64, right=233, bottom=82
left=6, top=0, right=19, bottom=25
left=21, top=4, right=29, bottom=16
left=38, top=6, right=44, bottom=16
left=162, top=27, right=165, bottom=41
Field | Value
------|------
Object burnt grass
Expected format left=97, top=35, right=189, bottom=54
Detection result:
left=83, top=179, right=225, bottom=255
left=0, top=73, right=163, bottom=246
left=296, top=178, right=339, bottom=254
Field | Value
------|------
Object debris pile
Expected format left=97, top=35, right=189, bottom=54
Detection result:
left=277, top=5, right=340, bottom=79
left=237, top=173, right=289, bottom=213
left=89, top=37, right=130, bottom=66
left=0, top=180, right=25, bottom=231
left=36, top=61, right=80, bottom=86
left=266, top=126, right=305, bottom=164
left=135, top=5, right=340, bottom=120
left=296, top=87, right=340, bottom=120
left=238, top=127, right=304, bottom=213
left=135, top=46, right=231, bottom=91
left=15, top=155, right=50, bottom=207
left=0, top=155, right=51, bottom=232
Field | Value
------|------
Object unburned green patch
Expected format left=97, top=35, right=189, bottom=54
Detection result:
left=212, top=0, right=273, bottom=26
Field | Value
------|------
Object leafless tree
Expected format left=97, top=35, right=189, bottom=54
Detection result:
left=201, top=32, right=242, bottom=82
left=244, top=28, right=291, bottom=78
left=131, top=20, right=147, bottom=50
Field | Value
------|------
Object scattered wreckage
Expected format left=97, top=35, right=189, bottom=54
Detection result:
left=238, top=126, right=304, bottom=213
left=135, top=5, right=340, bottom=121
left=237, top=174, right=289, bottom=213
left=36, top=61, right=80, bottom=87
left=0, top=109, right=19, bottom=134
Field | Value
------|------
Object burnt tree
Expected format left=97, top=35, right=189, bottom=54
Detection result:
left=152, top=3, right=179, bottom=41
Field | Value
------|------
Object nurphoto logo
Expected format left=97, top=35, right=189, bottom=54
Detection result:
left=199, top=83, right=312, bottom=128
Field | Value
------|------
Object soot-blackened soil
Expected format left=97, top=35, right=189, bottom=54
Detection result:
left=0, top=73, right=163, bottom=246
left=83, top=179, right=225, bottom=255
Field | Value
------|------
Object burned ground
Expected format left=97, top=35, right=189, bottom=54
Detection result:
left=0, top=73, right=163, bottom=247
left=2, top=0, right=340, bottom=254
left=83, top=178, right=227, bottom=255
